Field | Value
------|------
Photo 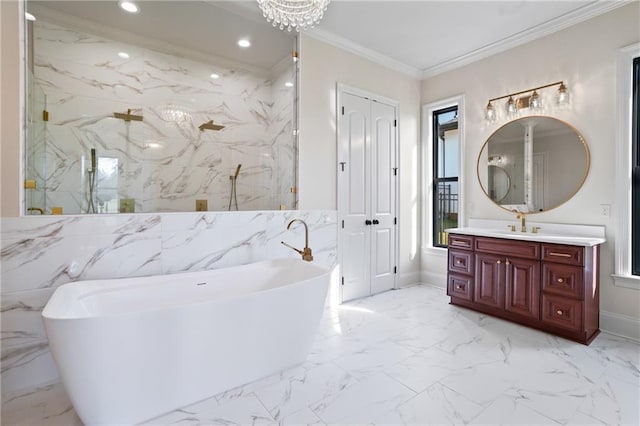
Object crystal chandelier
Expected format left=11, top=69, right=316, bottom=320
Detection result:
left=257, top=0, right=331, bottom=32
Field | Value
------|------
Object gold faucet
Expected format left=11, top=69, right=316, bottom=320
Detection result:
left=27, top=207, right=44, bottom=214
left=516, top=213, right=527, bottom=232
left=281, top=219, right=313, bottom=261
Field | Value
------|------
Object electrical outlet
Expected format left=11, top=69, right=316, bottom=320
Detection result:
left=196, top=199, right=208, bottom=212
left=600, top=204, right=611, bottom=217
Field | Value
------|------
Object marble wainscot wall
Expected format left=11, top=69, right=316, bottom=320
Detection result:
left=26, top=19, right=296, bottom=214
left=0, top=210, right=337, bottom=395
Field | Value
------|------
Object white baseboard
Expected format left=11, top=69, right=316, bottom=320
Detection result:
left=399, top=271, right=421, bottom=288
left=420, top=271, right=446, bottom=288
left=600, top=310, right=640, bottom=343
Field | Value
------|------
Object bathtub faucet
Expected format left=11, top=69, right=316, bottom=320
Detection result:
left=281, top=219, right=313, bottom=262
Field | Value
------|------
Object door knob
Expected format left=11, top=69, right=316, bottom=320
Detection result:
left=372, top=219, right=379, bottom=225
left=365, top=220, right=372, bottom=225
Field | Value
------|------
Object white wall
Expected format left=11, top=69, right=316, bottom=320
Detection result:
left=420, top=3, right=640, bottom=333
left=298, top=34, right=422, bottom=285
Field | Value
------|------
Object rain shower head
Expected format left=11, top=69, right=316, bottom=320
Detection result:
left=114, top=109, right=143, bottom=122
left=199, top=120, right=225, bottom=131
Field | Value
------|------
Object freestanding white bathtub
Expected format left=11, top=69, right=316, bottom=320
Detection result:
left=42, top=258, right=331, bottom=425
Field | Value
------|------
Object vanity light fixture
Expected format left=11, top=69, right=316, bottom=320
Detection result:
left=237, top=39, right=251, bottom=48
left=557, top=83, right=570, bottom=106
left=119, top=1, right=139, bottom=13
left=484, top=81, right=569, bottom=122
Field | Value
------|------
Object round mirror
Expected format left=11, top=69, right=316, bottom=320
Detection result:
left=477, top=116, right=589, bottom=213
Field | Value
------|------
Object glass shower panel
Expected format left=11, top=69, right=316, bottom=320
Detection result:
left=25, top=69, right=47, bottom=215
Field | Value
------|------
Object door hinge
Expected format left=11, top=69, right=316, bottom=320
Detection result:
left=42, top=110, right=49, bottom=122
left=394, top=266, right=397, bottom=274
left=339, top=161, right=346, bottom=171
left=341, top=220, right=344, bottom=229
left=341, top=276, right=345, bottom=285
left=341, top=106, right=345, bottom=115
left=394, top=119, right=397, bottom=127
left=393, top=167, right=398, bottom=176
left=394, top=217, right=397, bottom=225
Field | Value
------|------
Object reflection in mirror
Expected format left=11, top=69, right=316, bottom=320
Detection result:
left=487, top=165, right=511, bottom=203
left=478, top=116, right=589, bottom=213
left=24, top=1, right=297, bottom=215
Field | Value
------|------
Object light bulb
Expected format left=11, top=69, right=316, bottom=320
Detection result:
left=530, top=91, right=541, bottom=111
left=506, top=96, right=518, bottom=117
left=485, top=101, right=496, bottom=122
left=557, top=83, right=570, bottom=106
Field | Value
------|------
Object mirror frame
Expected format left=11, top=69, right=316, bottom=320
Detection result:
left=476, top=116, right=591, bottom=214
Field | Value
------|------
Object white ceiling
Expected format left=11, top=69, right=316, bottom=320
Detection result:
left=28, top=1, right=629, bottom=78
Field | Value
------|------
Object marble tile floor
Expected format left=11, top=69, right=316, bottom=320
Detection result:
left=2, top=284, right=639, bottom=425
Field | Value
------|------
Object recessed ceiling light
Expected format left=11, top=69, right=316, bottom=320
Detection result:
left=25, top=12, right=36, bottom=21
left=119, top=1, right=139, bottom=13
left=284, top=82, right=294, bottom=88
left=118, top=52, right=130, bottom=59
left=237, top=39, right=251, bottom=48
left=210, top=73, right=220, bottom=79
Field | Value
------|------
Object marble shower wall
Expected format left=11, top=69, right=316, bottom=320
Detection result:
left=0, top=210, right=337, bottom=395
left=27, top=20, right=296, bottom=214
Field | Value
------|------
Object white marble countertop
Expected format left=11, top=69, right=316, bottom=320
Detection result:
left=446, top=219, right=606, bottom=247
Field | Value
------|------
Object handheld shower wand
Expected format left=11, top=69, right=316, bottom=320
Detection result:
left=86, top=148, right=97, bottom=213
left=228, top=164, right=241, bottom=211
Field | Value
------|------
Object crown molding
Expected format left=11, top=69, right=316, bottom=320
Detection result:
left=304, top=28, right=423, bottom=79
left=420, top=0, right=631, bottom=79
left=303, top=0, right=630, bottom=81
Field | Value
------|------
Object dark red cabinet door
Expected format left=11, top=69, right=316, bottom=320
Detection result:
left=474, top=253, right=504, bottom=309
left=505, top=257, right=540, bottom=319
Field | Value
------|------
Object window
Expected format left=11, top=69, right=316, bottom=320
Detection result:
left=432, top=106, right=459, bottom=248
left=614, top=43, right=640, bottom=288
left=632, top=56, right=639, bottom=276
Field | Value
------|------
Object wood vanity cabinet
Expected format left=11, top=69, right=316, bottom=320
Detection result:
left=447, top=233, right=600, bottom=344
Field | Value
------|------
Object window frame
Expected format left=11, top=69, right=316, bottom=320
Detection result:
left=422, top=95, right=465, bottom=254
left=613, top=42, right=640, bottom=289
left=632, top=56, right=639, bottom=276
left=432, top=106, right=460, bottom=248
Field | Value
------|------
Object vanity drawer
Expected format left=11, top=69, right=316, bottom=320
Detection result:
left=448, top=249, right=474, bottom=275
left=541, top=244, right=583, bottom=266
left=475, top=237, right=540, bottom=260
left=448, top=234, right=474, bottom=251
left=447, top=274, right=473, bottom=301
left=542, top=263, right=584, bottom=299
left=541, top=294, right=583, bottom=332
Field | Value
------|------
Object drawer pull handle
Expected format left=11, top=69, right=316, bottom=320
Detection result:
left=505, top=259, right=510, bottom=265
left=557, top=277, right=565, bottom=283
left=549, top=252, right=572, bottom=258
left=456, top=260, right=463, bottom=265
left=455, top=285, right=463, bottom=290
left=451, top=241, right=466, bottom=246
left=556, top=309, right=564, bottom=316
left=496, top=260, right=501, bottom=264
